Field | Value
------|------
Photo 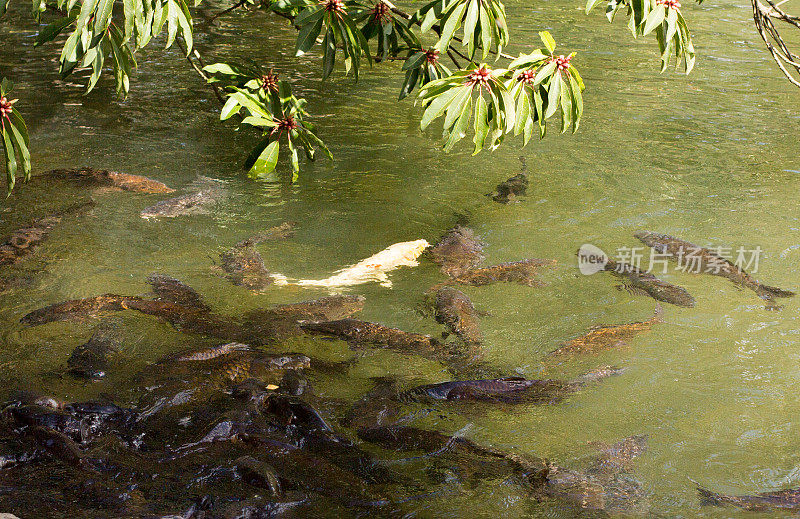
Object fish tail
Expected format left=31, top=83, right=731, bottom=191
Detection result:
left=270, top=273, right=293, bottom=286
left=757, top=283, right=795, bottom=300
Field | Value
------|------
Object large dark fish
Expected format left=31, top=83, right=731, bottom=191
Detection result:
left=147, top=273, right=210, bottom=312
left=241, top=295, right=366, bottom=342
left=399, top=367, right=621, bottom=405
left=547, top=306, right=662, bottom=358
left=300, top=318, right=440, bottom=356
left=430, top=225, right=485, bottom=277
left=543, top=436, right=649, bottom=514
left=433, top=286, right=483, bottom=345
left=604, top=258, right=696, bottom=308
left=635, top=230, right=794, bottom=306
left=450, top=258, right=556, bottom=287
left=45, top=167, right=174, bottom=193
left=140, top=178, right=223, bottom=218
left=28, top=426, right=92, bottom=470
left=67, top=328, right=121, bottom=379
left=357, top=424, right=549, bottom=487
left=341, top=377, right=402, bottom=430
left=235, top=455, right=282, bottom=495
left=218, top=245, right=273, bottom=290
left=488, top=173, right=528, bottom=204
left=0, top=199, right=95, bottom=268
left=695, top=483, right=800, bottom=512
left=234, top=221, right=296, bottom=248
left=20, top=294, right=142, bottom=326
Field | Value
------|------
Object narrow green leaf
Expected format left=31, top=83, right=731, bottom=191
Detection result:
left=539, top=30, right=556, bottom=53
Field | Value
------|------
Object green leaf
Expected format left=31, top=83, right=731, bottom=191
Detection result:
left=643, top=4, right=665, bottom=35
left=443, top=85, right=472, bottom=132
left=568, top=72, right=583, bottom=132
left=539, top=30, right=556, bottom=54
left=463, top=0, right=479, bottom=58
left=249, top=140, right=280, bottom=178
left=403, top=51, right=426, bottom=71
left=420, top=85, right=462, bottom=130
left=2, top=128, right=18, bottom=193
left=514, top=88, right=530, bottom=136
left=7, top=117, right=31, bottom=180
left=545, top=70, right=561, bottom=118
left=443, top=93, right=471, bottom=151
left=472, top=93, right=488, bottom=154
left=295, top=11, right=325, bottom=55
left=435, top=0, right=466, bottom=53
left=35, top=15, right=78, bottom=47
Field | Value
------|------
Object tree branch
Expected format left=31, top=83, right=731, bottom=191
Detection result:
left=175, top=38, right=226, bottom=104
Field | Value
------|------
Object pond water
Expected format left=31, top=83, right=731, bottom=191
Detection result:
left=1, top=0, right=800, bottom=515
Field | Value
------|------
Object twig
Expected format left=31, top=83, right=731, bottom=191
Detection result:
left=209, top=0, right=247, bottom=22
left=175, top=39, right=226, bottom=104
left=752, top=0, right=800, bottom=87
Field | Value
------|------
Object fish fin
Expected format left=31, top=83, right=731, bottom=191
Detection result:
left=270, top=273, right=290, bottom=286
left=757, top=284, right=795, bottom=300
left=615, top=283, right=650, bottom=298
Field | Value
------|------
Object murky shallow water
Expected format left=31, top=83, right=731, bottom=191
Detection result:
left=1, top=0, right=800, bottom=516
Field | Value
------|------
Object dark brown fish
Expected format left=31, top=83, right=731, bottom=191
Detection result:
left=147, top=273, right=210, bottom=312
left=635, top=230, right=794, bottom=306
left=0, top=199, right=95, bottom=268
left=241, top=295, right=366, bottom=342
left=123, top=299, right=245, bottom=341
left=341, top=377, right=402, bottom=430
left=20, top=294, right=142, bottom=326
left=450, top=258, right=556, bottom=286
left=140, top=178, right=224, bottom=218
left=357, top=425, right=548, bottom=487
left=164, top=342, right=251, bottom=362
left=489, top=173, right=528, bottom=204
left=604, top=258, right=696, bottom=308
left=218, top=245, right=273, bottom=290
left=44, top=167, right=174, bottom=193
left=235, top=455, right=282, bottom=495
left=400, top=367, right=621, bottom=405
left=433, top=286, right=483, bottom=345
left=235, top=221, right=296, bottom=248
left=430, top=225, right=485, bottom=277
left=67, top=329, right=121, bottom=379
left=586, top=434, right=648, bottom=478
left=300, top=318, right=440, bottom=356
left=696, top=483, right=800, bottom=512
left=547, top=306, right=662, bottom=357
left=28, top=426, right=92, bottom=470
